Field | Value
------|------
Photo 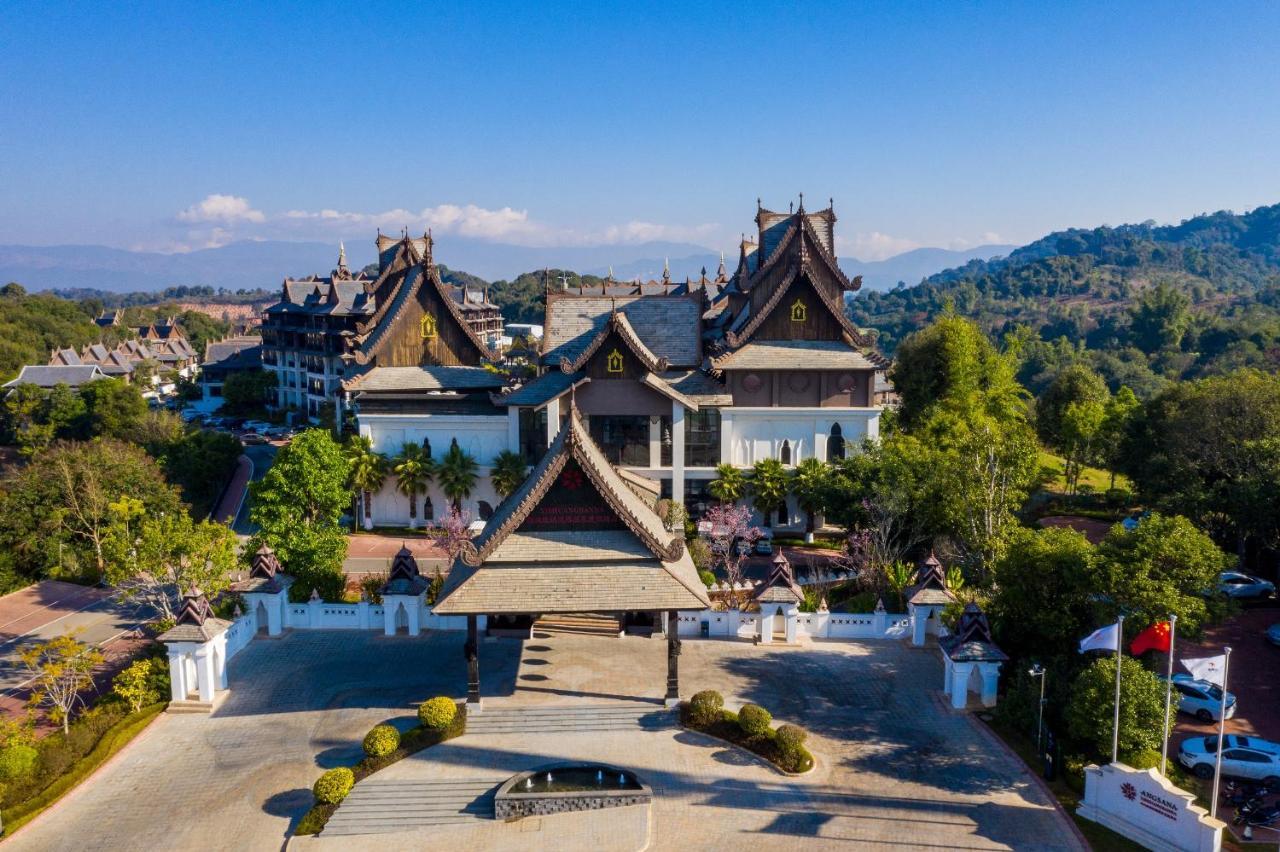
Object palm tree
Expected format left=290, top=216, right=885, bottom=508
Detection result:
left=345, top=436, right=388, bottom=531
left=749, top=458, right=789, bottom=529
left=708, top=463, right=746, bottom=504
left=392, top=443, right=435, bottom=529
left=790, top=457, right=830, bottom=544
left=438, top=439, right=478, bottom=512
left=490, top=450, right=529, bottom=500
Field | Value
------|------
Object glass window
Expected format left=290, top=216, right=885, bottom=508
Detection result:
left=827, top=423, right=845, bottom=460
left=779, top=440, right=792, bottom=464
left=518, top=407, right=548, bottom=464
left=590, top=415, right=650, bottom=466
left=684, top=408, right=720, bottom=467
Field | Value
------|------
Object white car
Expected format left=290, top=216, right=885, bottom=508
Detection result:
left=1218, top=571, right=1276, bottom=599
left=1159, top=674, right=1236, bottom=723
left=1180, top=736, right=1280, bottom=784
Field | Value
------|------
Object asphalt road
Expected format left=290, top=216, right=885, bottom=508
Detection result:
left=232, top=442, right=277, bottom=535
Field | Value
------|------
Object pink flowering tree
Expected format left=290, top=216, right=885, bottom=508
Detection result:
left=699, top=503, right=763, bottom=605
left=431, top=507, right=473, bottom=561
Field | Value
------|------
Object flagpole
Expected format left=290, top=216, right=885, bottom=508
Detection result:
left=1161, top=614, right=1177, bottom=776
left=1210, top=646, right=1232, bottom=819
left=1112, top=615, right=1124, bottom=764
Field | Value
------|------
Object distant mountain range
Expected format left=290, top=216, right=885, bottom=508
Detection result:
left=0, top=238, right=1015, bottom=294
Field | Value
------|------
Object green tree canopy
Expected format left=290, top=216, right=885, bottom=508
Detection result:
left=77, top=378, right=147, bottom=439
left=1035, top=364, right=1109, bottom=449
left=748, top=459, right=788, bottom=527
left=708, top=463, right=747, bottom=504
left=1129, top=282, right=1191, bottom=354
left=437, top=440, right=478, bottom=511
left=248, top=428, right=349, bottom=599
left=1066, top=655, right=1170, bottom=760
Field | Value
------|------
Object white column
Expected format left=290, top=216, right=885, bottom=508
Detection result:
left=545, top=398, right=560, bottom=447
left=950, top=662, right=974, bottom=710
left=979, top=662, right=1002, bottom=707
left=167, top=647, right=187, bottom=702
left=195, top=646, right=216, bottom=703
left=784, top=605, right=799, bottom=644
left=942, top=656, right=954, bottom=696
left=215, top=637, right=229, bottom=690
left=648, top=416, right=661, bottom=468
left=909, top=604, right=927, bottom=646
left=719, top=410, right=733, bottom=466
left=507, top=407, right=521, bottom=454
left=671, top=401, right=685, bottom=506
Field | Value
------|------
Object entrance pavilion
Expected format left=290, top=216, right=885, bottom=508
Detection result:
left=433, top=406, right=711, bottom=708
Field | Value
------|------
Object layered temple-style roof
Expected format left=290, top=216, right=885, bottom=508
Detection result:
left=233, top=543, right=292, bottom=595
left=541, top=293, right=701, bottom=369
left=434, top=408, right=710, bottom=615
left=908, top=552, right=957, bottom=607
left=755, top=551, right=804, bottom=605
left=382, top=546, right=431, bottom=596
left=558, top=310, right=669, bottom=374
left=4, top=365, right=105, bottom=388
left=158, top=589, right=231, bottom=644
left=491, top=371, right=587, bottom=407
left=941, top=603, right=1008, bottom=663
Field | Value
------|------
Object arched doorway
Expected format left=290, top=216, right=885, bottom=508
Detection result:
left=394, top=602, right=409, bottom=635
left=255, top=600, right=269, bottom=635
left=773, top=606, right=786, bottom=638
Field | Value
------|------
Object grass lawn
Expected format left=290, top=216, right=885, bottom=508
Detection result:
left=1036, top=449, right=1130, bottom=494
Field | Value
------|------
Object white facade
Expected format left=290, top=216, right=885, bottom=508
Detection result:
left=719, top=407, right=880, bottom=466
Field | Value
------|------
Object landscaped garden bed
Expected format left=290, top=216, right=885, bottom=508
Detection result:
left=679, top=690, right=814, bottom=774
left=294, top=696, right=467, bottom=836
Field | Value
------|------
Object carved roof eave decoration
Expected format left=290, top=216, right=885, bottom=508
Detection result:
left=558, top=310, right=669, bottom=374
left=457, top=409, right=685, bottom=568
left=425, top=265, right=499, bottom=361
left=355, top=238, right=421, bottom=335
left=796, top=213, right=859, bottom=292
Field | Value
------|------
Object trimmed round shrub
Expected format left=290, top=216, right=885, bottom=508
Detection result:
left=0, top=745, right=38, bottom=780
left=362, top=724, right=400, bottom=758
left=418, top=696, right=458, bottom=730
left=738, top=703, right=772, bottom=737
left=775, top=723, right=807, bottom=753
left=313, top=767, right=355, bottom=804
left=689, top=690, right=724, bottom=728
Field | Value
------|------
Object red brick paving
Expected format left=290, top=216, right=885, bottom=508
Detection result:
left=1039, top=515, right=1113, bottom=544
left=0, top=581, right=114, bottom=644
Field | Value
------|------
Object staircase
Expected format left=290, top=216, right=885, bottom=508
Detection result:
left=533, top=612, right=623, bottom=637
left=466, top=703, right=675, bottom=736
left=322, top=778, right=501, bottom=836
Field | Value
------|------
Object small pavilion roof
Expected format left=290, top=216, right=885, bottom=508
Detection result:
left=941, top=603, right=1008, bottom=663
left=382, top=545, right=431, bottom=596
left=234, top=543, right=292, bottom=594
left=755, top=551, right=804, bottom=605
left=158, top=589, right=230, bottom=643
left=908, top=551, right=957, bottom=606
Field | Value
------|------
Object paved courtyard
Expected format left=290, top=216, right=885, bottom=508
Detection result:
left=8, top=629, right=1081, bottom=851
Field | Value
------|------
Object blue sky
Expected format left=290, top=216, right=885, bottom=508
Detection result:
left=2, top=1, right=1279, bottom=259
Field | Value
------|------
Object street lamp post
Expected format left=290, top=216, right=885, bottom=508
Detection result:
left=1029, top=664, right=1047, bottom=753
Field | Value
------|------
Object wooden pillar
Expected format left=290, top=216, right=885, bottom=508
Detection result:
left=465, top=615, right=481, bottom=707
left=665, top=609, right=681, bottom=706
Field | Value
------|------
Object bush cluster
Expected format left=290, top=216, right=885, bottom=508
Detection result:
left=737, top=704, right=772, bottom=738
left=362, top=724, right=400, bottom=758
left=418, top=697, right=457, bottom=730
left=313, top=767, right=355, bottom=804
left=689, top=690, right=724, bottom=728
left=0, top=745, right=39, bottom=780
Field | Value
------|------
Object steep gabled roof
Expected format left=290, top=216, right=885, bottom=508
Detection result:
left=941, top=603, right=1008, bottom=662
left=435, top=408, right=710, bottom=615
left=908, top=552, right=957, bottom=606
left=4, top=365, right=105, bottom=388
left=755, top=551, right=803, bottom=605
left=559, top=310, right=669, bottom=374
left=541, top=293, right=701, bottom=368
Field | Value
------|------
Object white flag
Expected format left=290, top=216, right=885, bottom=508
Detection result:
left=1079, top=622, right=1121, bottom=653
left=1182, top=655, right=1227, bottom=686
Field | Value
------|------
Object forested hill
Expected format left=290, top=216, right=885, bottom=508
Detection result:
left=849, top=204, right=1280, bottom=396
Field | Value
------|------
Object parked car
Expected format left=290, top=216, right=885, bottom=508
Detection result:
left=754, top=531, right=773, bottom=555
left=1180, top=736, right=1280, bottom=784
left=1267, top=623, right=1280, bottom=646
left=1218, top=571, right=1276, bottom=599
left=1159, top=673, right=1237, bottom=722
left=241, top=432, right=268, bottom=445
left=1214, top=735, right=1280, bottom=756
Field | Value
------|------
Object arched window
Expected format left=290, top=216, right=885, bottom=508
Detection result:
left=478, top=500, right=494, bottom=521
left=779, top=440, right=792, bottom=465
left=421, top=437, right=432, bottom=458
left=423, top=496, right=434, bottom=521
left=827, top=424, right=845, bottom=461
left=777, top=504, right=788, bottom=526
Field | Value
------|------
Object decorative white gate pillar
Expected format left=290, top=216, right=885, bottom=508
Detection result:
left=233, top=543, right=293, bottom=637
left=158, top=589, right=232, bottom=711
left=940, top=603, right=1008, bottom=711
left=381, top=545, right=430, bottom=636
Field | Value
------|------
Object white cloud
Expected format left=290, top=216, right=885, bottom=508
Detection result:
left=836, top=231, right=922, bottom=261
left=177, top=194, right=265, bottom=224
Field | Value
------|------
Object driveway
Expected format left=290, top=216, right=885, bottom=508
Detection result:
left=7, top=631, right=1079, bottom=851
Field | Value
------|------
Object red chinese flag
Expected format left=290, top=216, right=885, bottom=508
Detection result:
left=1130, top=621, right=1172, bottom=655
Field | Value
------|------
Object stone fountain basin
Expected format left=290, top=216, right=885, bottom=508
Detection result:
left=494, top=762, right=652, bottom=820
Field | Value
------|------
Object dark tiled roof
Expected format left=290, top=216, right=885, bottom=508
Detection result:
left=4, top=365, right=105, bottom=388
left=908, top=552, right=957, bottom=607
left=491, top=371, right=585, bottom=407
left=345, top=366, right=504, bottom=393
left=712, top=340, right=881, bottom=371
left=542, top=295, right=701, bottom=368
left=657, top=371, right=731, bottom=406
left=941, top=603, right=1008, bottom=662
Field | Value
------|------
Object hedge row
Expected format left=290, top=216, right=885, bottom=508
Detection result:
left=1, top=702, right=167, bottom=836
